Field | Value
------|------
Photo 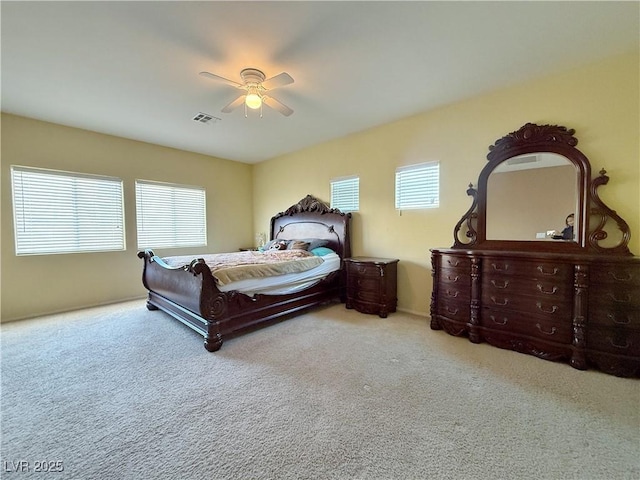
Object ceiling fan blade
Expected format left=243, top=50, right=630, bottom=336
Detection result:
left=199, top=71, right=244, bottom=89
left=261, top=72, right=294, bottom=90
left=263, top=96, right=294, bottom=117
left=221, top=95, right=246, bottom=113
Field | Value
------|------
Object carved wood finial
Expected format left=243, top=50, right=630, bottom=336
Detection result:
left=487, top=123, right=578, bottom=162
left=274, top=194, right=349, bottom=218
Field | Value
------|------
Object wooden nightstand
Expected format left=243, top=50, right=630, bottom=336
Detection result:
left=345, top=257, right=399, bottom=318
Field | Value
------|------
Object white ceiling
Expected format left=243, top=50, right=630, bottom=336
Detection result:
left=2, top=1, right=638, bottom=164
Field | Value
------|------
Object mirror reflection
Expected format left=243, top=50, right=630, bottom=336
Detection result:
left=486, top=153, right=578, bottom=241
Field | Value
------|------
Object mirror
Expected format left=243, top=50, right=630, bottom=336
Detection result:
left=486, top=153, right=578, bottom=241
left=452, top=122, right=632, bottom=255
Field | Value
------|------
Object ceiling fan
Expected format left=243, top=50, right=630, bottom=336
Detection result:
left=199, top=68, right=294, bottom=117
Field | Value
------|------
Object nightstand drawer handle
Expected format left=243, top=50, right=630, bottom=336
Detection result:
left=608, top=337, right=630, bottom=350
left=537, top=266, right=558, bottom=276
left=536, top=302, right=558, bottom=314
left=490, top=296, right=508, bottom=306
left=491, top=280, right=509, bottom=289
left=491, top=263, right=509, bottom=272
left=447, top=259, right=460, bottom=267
left=537, top=284, right=558, bottom=295
left=490, top=315, right=507, bottom=326
left=607, top=293, right=631, bottom=303
left=607, top=313, right=631, bottom=325
left=446, top=306, right=459, bottom=315
left=536, top=323, right=557, bottom=335
left=608, top=272, right=633, bottom=282
left=446, top=274, right=460, bottom=282
left=446, top=290, right=459, bottom=298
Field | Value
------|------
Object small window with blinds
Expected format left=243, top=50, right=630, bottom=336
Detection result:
left=395, top=162, right=440, bottom=210
left=11, top=166, right=125, bottom=255
left=330, top=176, right=359, bottom=212
left=135, top=180, right=206, bottom=249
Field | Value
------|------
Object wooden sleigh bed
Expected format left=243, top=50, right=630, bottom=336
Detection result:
left=138, top=195, right=352, bottom=351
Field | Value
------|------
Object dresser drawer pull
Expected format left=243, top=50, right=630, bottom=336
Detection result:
left=537, top=266, right=558, bottom=276
left=608, top=271, right=633, bottom=282
left=536, top=284, right=558, bottom=295
left=490, top=315, right=507, bottom=325
left=491, top=263, right=509, bottom=272
left=446, top=306, right=459, bottom=315
left=536, top=323, right=557, bottom=335
left=446, top=274, right=460, bottom=282
left=607, top=313, right=631, bottom=325
left=446, top=290, right=459, bottom=298
left=491, top=279, right=509, bottom=289
left=608, top=337, right=630, bottom=350
left=490, top=296, right=509, bottom=306
left=536, top=302, right=558, bottom=314
left=607, top=293, right=631, bottom=303
left=447, top=259, right=460, bottom=267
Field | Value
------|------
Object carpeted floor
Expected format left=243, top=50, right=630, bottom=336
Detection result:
left=1, top=300, right=638, bottom=480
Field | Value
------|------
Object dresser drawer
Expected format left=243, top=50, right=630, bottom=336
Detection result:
left=589, top=306, right=640, bottom=328
left=438, top=254, right=471, bottom=271
left=589, top=265, right=640, bottom=286
left=480, top=308, right=572, bottom=343
left=482, top=275, right=572, bottom=299
left=587, top=326, right=640, bottom=356
left=436, top=298, right=470, bottom=323
left=482, top=258, right=573, bottom=281
left=589, top=284, right=639, bottom=309
left=481, top=292, right=572, bottom=319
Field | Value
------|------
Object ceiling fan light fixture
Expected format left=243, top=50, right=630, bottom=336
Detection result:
left=201, top=67, right=293, bottom=116
left=245, top=92, right=262, bottom=109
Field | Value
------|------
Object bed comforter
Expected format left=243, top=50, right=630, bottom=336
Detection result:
left=161, top=250, right=324, bottom=286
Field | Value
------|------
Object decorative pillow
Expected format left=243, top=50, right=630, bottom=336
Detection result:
left=288, top=240, right=311, bottom=250
left=260, top=239, right=288, bottom=252
left=267, top=240, right=289, bottom=251
left=300, top=238, right=330, bottom=251
left=310, top=247, right=335, bottom=256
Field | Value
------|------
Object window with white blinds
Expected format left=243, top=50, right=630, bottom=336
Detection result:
left=11, top=166, right=125, bottom=255
left=135, top=180, right=206, bottom=249
left=330, top=176, right=359, bottom=212
left=395, top=162, right=440, bottom=210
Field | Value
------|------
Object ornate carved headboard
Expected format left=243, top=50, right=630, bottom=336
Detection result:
left=270, top=195, right=352, bottom=259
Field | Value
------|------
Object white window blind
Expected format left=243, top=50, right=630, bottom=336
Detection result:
left=11, top=166, right=125, bottom=255
left=331, top=176, right=359, bottom=212
left=136, top=180, right=206, bottom=249
left=395, top=162, right=440, bottom=210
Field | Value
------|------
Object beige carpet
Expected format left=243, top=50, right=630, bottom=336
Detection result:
left=1, top=300, right=638, bottom=480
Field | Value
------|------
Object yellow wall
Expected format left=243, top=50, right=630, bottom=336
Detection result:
left=252, top=52, right=640, bottom=315
left=2, top=52, right=637, bottom=321
left=1, top=114, right=253, bottom=321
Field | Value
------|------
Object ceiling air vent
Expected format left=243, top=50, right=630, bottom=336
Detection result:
left=192, top=112, right=220, bottom=125
left=507, top=154, right=538, bottom=165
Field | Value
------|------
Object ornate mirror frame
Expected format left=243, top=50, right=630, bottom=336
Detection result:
left=453, top=122, right=632, bottom=255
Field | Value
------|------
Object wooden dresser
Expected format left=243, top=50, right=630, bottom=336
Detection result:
left=345, top=257, right=399, bottom=318
left=430, top=122, right=640, bottom=377
left=431, top=249, right=640, bottom=376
